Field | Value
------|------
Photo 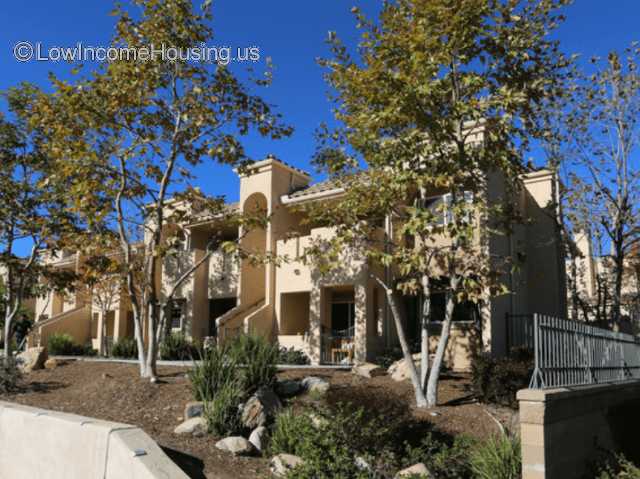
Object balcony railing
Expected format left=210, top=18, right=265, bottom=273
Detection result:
left=321, top=326, right=355, bottom=365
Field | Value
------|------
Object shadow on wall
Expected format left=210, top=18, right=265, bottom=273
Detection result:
left=608, top=400, right=640, bottom=463
left=161, top=446, right=206, bottom=479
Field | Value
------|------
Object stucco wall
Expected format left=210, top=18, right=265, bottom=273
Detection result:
left=0, top=401, right=188, bottom=479
left=280, top=292, right=310, bottom=335
left=37, top=306, right=92, bottom=349
left=518, top=381, right=640, bottom=479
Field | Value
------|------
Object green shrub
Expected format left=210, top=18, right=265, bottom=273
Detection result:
left=189, top=344, right=238, bottom=402
left=78, top=343, right=97, bottom=356
left=111, top=337, right=138, bottom=359
left=471, top=347, right=533, bottom=408
left=402, top=433, right=475, bottom=479
left=47, top=333, right=96, bottom=356
left=160, top=332, right=201, bottom=360
left=229, top=334, right=278, bottom=393
left=190, top=335, right=279, bottom=437
left=269, top=408, right=316, bottom=457
left=203, top=379, right=245, bottom=436
left=595, top=453, right=640, bottom=479
left=278, top=346, right=311, bottom=365
left=0, top=357, right=21, bottom=393
left=469, top=434, right=521, bottom=479
left=270, top=404, right=397, bottom=479
left=47, top=333, right=76, bottom=355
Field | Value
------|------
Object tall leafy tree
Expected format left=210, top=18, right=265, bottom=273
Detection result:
left=29, top=0, right=291, bottom=379
left=563, top=45, right=640, bottom=326
left=0, top=86, right=78, bottom=365
left=307, top=0, right=570, bottom=407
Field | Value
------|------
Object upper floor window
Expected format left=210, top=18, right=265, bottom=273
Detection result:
left=169, top=298, right=186, bottom=330
left=422, top=191, right=474, bottom=226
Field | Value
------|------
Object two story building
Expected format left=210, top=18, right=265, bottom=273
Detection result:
left=29, top=154, right=566, bottom=368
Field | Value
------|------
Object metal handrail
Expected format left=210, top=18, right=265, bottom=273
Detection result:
left=529, top=314, right=640, bottom=389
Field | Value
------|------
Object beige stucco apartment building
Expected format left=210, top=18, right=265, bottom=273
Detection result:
left=28, top=154, right=566, bottom=368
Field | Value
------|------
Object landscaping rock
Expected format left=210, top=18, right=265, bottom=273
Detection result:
left=395, top=463, right=431, bottom=478
left=16, top=347, right=47, bottom=373
left=241, top=387, right=282, bottom=429
left=215, top=436, right=255, bottom=456
left=183, top=401, right=204, bottom=420
left=270, top=454, right=303, bottom=477
left=248, top=426, right=268, bottom=452
left=275, top=379, right=302, bottom=397
left=355, top=456, right=372, bottom=472
left=353, top=362, right=386, bottom=379
left=44, top=358, right=58, bottom=370
left=388, top=354, right=421, bottom=382
left=301, top=376, right=330, bottom=395
left=173, top=417, right=207, bottom=437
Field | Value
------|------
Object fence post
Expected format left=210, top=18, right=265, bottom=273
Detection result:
left=529, top=314, right=544, bottom=389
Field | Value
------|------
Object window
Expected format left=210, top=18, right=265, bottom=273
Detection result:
left=428, top=278, right=480, bottom=323
left=172, top=230, right=190, bottom=252
left=169, top=299, right=186, bottom=330
left=423, top=194, right=450, bottom=225
left=331, top=290, right=355, bottom=337
left=422, top=191, right=474, bottom=226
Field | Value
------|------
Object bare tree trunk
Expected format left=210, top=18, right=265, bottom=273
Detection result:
left=426, top=281, right=457, bottom=408
left=100, top=309, right=107, bottom=356
left=133, top=315, right=149, bottom=377
left=145, top=305, right=159, bottom=380
left=3, top=313, right=12, bottom=367
left=420, top=274, right=431, bottom=391
left=612, top=250, right=625, bottom=326
left=373, top=276, right=427, bottom=407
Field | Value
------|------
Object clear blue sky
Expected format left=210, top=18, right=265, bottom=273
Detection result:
left=1, top=0, right=638, bottom=205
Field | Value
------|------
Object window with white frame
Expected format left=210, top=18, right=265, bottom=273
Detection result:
left=169, top=298, right=186, bottom=330
left=423, top=191, right=474, bottom=226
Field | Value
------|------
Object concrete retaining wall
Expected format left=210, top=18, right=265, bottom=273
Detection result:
left=518, top=381, right=640, bottom=479
left=0, top=401, right=188, bottom=479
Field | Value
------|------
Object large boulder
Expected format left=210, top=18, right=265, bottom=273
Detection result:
left=215, top=436, right=255, bottom=456
left=301, top=376, right=330, bottom=395
left=395, top=463, right=431, bottom=478
left=173, top=417, right=207, bottom=437
left=387, top=354, right=421, bottom=382
left=248, top=426, right=268, bottom=452
left=353, top=362, right=386, bottom=379
left=183, top=401, right=204, bottom=420
left=270, top=454, right=304, bottom=477
left=275, top=379, right=302, bottom=397
left=16, top=347, right=47, bottom=373
left=241, top=387, right=282, bottom=429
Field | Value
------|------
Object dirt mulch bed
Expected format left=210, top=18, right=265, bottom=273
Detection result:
left=1, top=361, right=513, bottom=478
left=279, top=369, right=512, bottom=440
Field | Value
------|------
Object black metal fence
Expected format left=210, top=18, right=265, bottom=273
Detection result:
left=529, top=314, right=640, bottom=389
